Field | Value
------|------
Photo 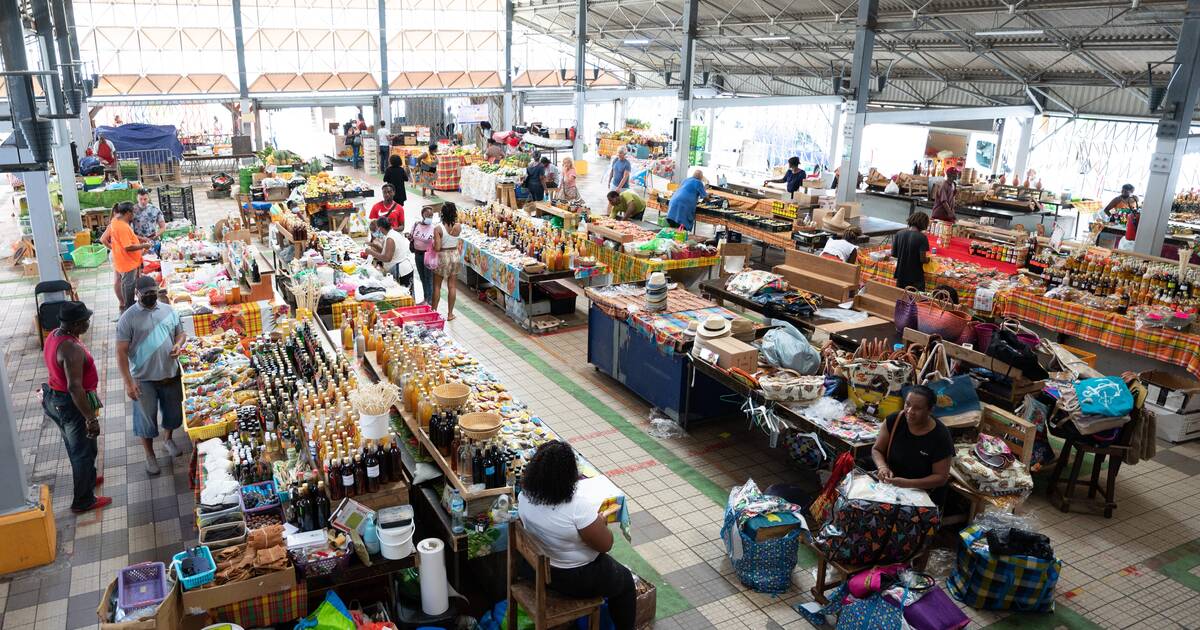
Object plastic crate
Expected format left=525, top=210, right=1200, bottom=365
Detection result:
left=172, top=546, right=216, bottom=590
left=184, top=413, right=232, bottom=441
left=240, top=480, right=280, bottom=514
left=117, top=562, right=168, bottom=610
left=71, top=244, right=109, bottom=268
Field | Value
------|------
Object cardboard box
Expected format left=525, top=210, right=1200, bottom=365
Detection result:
left=1148, top=402, right=1200, bottom=443
left=717, top=242, right=754, bottom=278
left=1141, top=370, right=1200, bottom=413
left=263, top=185, right=289, bottom=202
left=180, top=566, right=297, bottom=612
left=98, top=580, right=182, bottom=630
left=705, top=336, right=758, bottom=373
left=251, top=171, right=268, bottom=185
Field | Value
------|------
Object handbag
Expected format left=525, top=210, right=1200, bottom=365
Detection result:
left=1073, top=376, right=1134, bottom=417
left=842, top=358, right=913, bottom=419
left=808, top=451, right=854, bottom=525
left=916, top=290, right=970, bottom=340
left=908, top=343, right=982, bottom=426
left=948, top=524, right=1060, bottom=612
left=894, top=288, right=920, bottom=336
left=893, top=584, right=970, bottom=630
left=784, top=431, right=828, bottom=469
left=986, top=325, right=1049, bottom=381
left=813, top=471, right=941, bottom=566
left=423, top=247, right=440, bottom=271
left=759, top=369, right=824, bottom=402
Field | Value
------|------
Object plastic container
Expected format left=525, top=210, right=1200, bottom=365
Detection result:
left=71, top=244, right=109, bottom=268
left=199, top=520, right=247, bottom=550
left=377, top=505, right=415, bottom=560
left=117, top=562, right=168, bottom=610
left=240, top=480, right=280, bottom=514
left=197, top=502, right=245, bottom=529
left=172, top=546, right=216, bottom=590
left=358, top=411, right=391, bottom=441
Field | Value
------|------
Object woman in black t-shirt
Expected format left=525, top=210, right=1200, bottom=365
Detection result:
left=871, top=385, right=954, bottom=500
left=383, top=154, right=409, bottom=206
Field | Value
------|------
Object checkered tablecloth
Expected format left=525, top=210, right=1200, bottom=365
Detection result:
left=211, top=582, right=306, bottom=627
left=994, top=289, right=1200, bottom=380
left=434, top=154, right=466, bottom=191
left=598, top=137, right=625, bottom=157
left=184, top=300, right=289, bottom=337
left=331, top=299, right=377, bottom=328
left=859, top=256, right=983, bottom=307
left=580, top=239, right=720, bottom=285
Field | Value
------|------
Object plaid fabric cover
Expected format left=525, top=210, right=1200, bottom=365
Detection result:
left=948, top=524, right=1060, bottom=612
left=598, top=137, right=625, bottom=157
left=331, top=299, right=377, bottom=329
left=211, top=582, right=307, bottom=626
left=631, top=306, right=742, bottom=353
left=859, top=258, right=981, bottom=306
left=695, top=216, right=795, bottom=249
left=187, top=300, right=289, bottom=337
left=585, top=286, right=715, bottom=321
left=579, top=239, right=720, bottom=284
left=434, top=154, right=466, bottom=191
left=461, top=237, right=523, bottom=299
left=994, top=289, right=1200, bottom=380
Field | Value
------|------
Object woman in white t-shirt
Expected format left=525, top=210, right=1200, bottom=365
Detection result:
left=519, top=441, right=635, bottom=630
left=820, top=226, right=862, bottom=264
left=365, top=218, right=416, bottom=292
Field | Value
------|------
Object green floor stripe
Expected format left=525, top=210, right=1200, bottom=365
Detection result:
left=982, top=605, right=1103, bottom=630
left=609, top=533, right=691, bottom=619
left=1154, top=539, right=1200, bottom=592
left=458, top=302, right=818, bottom=572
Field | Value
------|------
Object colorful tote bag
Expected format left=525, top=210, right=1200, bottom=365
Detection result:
left=843, top=359, right=913, bottom=419
left=948, top=524, right=1061, bottom=612
left=813, top=472, right=941, bottom=566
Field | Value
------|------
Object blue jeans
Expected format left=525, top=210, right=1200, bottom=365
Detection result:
left=132, top=375, right=184, bottom=439
left=42, top=386, right=98, bottom=510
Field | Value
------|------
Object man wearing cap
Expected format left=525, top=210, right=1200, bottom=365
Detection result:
left=42, top=301, right=111, bottom=513
left=930, top=168, right=959, bottom=222
left=116, top=276, right=186, bottom=475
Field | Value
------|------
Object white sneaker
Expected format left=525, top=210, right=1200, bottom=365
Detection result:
left=145, top=453, right=161, bottom=476
left=163, top=438, right=181, bottom=457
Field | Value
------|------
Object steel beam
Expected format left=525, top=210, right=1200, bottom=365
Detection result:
left=504, top=0, right=515, bottom=129
left=864, top=105, right=1036, bottom=124
left=378, top=0, right=388, bottom=97
left=232, top=0, right=248, bottom=101
left=828, top=103, right=843, bottom=169
left=1136, top=0, right=1200, bottom=256
left=674, top=0, right=700, bottom=183
left=572, top=0, right=586, bottom=161
left=691, top=95, right=842, bottom=109
left=30, top=0, right=82, bottom=231
left=837, top=0, right=878, bottom=204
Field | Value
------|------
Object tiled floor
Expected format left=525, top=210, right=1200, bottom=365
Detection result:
left=2, top=155, right=1200, bottom=629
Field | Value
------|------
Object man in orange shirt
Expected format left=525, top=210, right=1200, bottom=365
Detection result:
left=108, top=202, right=154, bottom=311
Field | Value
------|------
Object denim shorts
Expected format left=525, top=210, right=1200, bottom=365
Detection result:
left=132, top=376, right=184, bottom=438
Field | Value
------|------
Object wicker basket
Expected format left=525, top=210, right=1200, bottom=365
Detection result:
left=290, top=541, right=355, bottom=578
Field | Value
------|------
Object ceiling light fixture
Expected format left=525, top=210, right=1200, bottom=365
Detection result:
left=751, top=35, right=791, bottom=41
left=623, top=38, right=650, bottom=45
left=974, top=29, right=1044, bottom=36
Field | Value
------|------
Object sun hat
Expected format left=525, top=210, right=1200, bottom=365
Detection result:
left=824, top=207, right=851, bottom=232
left=696, top=315, right=732, bottom=339
left=58, top=301, right=93, bottom=323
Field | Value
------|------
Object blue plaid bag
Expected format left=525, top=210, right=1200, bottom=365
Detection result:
left=948, top=524, right=1061, bottom=612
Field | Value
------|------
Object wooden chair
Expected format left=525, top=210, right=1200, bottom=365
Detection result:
left=1046, top=408, right=1140, bottom=518
left=947, top=404, right=1037, bottom=525
left=507, top=520, right=604, bottom=630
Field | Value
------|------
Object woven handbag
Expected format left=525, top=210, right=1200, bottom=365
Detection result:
left=916, top=290, right=970, bottom=340
left=894, top=288, right=920, bottom=335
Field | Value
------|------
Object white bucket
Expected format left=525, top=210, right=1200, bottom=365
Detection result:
left=377, top=505, right=415, bottom=559
left=316, top=266, right=336, bottom=285
left=358, top=411, right=390, bottom=440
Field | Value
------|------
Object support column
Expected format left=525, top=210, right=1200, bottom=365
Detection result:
left=252, top=100, right=264, bottom=152
left=0, top=357, right=33, bottom=515
left=1012, top=117, right=1033, bottom=180
left=378, top=0, right=388, bottom=104
left=503, top=0, right=515, bottom=130
left=991, top=118, right=1006, bottom=177
left=572, top=0, right=586, bottom=161
left=1137, top=0, right=1200, bottom=256
left=31, top=0, right=82, bottom=231
left=827, top=103, right=844, bottom=172
left=232, top=0, right=252, bottom=141
left=836, top=0, right=877, bottom=203
left=22, top=171, right=65, bottom=283
left=54, top=121, right=82, bottom=231
left=673, top=0, right=699, bottom=183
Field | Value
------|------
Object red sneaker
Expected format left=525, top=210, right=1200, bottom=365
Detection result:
left=71, top=496, right=112, bottom=513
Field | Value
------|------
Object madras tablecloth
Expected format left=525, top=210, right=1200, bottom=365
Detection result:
left=859, top=256, right=983, bottom=307
left=331, top=299, right=377, bottom=328
left=598, top=137, right=625, bottom=157
left=184, top=300, right=289, bottom=337
left=994, top=289, right=1200, bottom=380
left=211, top=582, right=307, bottom=627
left=461, top=238, right=523, bottom=300
left=434, top=154, right=466, bottom=191
left=580, top=239, right=721, bottom=284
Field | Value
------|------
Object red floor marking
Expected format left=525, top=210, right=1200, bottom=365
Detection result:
left=689, top=441, right=736, bottom=456
left=605, top=459, right=660, bottom=477
left=573, top=428, right=620, bottom=443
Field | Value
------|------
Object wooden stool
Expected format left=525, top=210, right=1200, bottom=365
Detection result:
left=948, top=405, right=1036, bottom=526
left=1046, top=412, right=1139, bottom=519
left=508, top=520, right=604, bottom=629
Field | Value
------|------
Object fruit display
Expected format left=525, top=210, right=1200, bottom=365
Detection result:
left=303, top=172, right=373, bottom=201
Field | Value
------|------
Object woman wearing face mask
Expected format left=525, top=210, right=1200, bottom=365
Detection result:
left=366, top=217, right=416, bottom=293
left=408, top=206, right=437, bottom=304
left=871, top=385, right=955, bottom=503
left=42, top=301, right=111, bottom=513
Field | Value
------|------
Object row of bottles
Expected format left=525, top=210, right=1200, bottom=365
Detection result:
left=454, top=439, right=513, bottom=490
left=323, top=435, right=405, bottom=501
left=462, top=204, right=580, bottom=271
left=288, top=481, right=331, bottom=532
left=1040, top=251, right=1200, bottom=308
left=1171, top=189, right=1200, bottom=213
left=969, top=241, right=1025, bottom=264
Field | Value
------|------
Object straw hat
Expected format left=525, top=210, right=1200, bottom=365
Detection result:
left=824, top=207, right=851, bottom=232
left=696, top=315, right=732, bottom=339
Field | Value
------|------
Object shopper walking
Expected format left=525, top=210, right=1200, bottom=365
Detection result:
left=560, top=157, right=579, bottom=201
left=103, top=202, right=154, bottom=312
left=931, top=167, right=959, bottom=222
left=366, top=217, right=416, bottom=292
left=369, top=183, right=405, bottom=229
left=889, top=211, right=931, bottom=291
left=609, top=147, right=632, bottom=192
left=346, top=124, right=362, bottom=169
left=666, top=169, right=707, bottom=230
left=117, top=276, right=185, bottom=475
left=383, top=154, right=409, bottom=207
left=410, top=205, right=437, bottom=304
left=431, top=202, right=463, bottom=321
left=519, top=440, right=634, bottom=630
left=42, top=301, right=111, bottom=514
left=376, top=121, right=391, bottom=173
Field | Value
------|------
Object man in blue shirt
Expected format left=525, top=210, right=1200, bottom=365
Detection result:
left=609, top=147, right=632, bottom=191
left=666, top=170, right=707, bottom=230
left=764, top=156, right=807, bottom=198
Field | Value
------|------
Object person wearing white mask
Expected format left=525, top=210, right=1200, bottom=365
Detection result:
left=365, top=217, right=416, bottom=293
left=408, top=205, right=437, bottom=304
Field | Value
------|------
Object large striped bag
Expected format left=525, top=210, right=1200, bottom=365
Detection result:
left=948, top=525, right=1061, bottom=612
